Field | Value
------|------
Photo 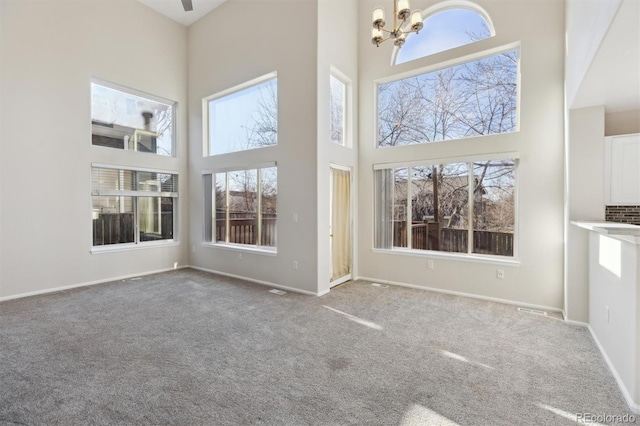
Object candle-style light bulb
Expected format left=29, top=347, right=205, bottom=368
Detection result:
left=372, top=7, right=385, bottom=29
left=397, top=0, right=410, bottom=20
left=372, top=28, right=383, bottom=46
left=410, top=10, right=423, bottom=32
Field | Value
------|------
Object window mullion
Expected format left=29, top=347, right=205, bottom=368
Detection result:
left=156, top=196, right=161, bottom=234
left=407, top=169, right=412, bottom=249
left=210, top=173, right=218, bottom=242
left=257, top=169, right=263, bottom=246
left=134, top=196, right=140, bottom=244
left=467, top=162, right=474, bottom=254
left=119, top=170, right=125, bottom=213
left=225, top=172, right=230, bottom=243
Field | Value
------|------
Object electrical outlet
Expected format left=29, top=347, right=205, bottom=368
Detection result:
left=606, top=306, right=610, bottom=323
left=238, top=253, right=243, bottom=261
left=427, top=259, right=434, bottom=269
left=292, top=260, right=298, bottom=270
left=293, top=213, right=298, bottom=223
left=496, top=269, right=505, bottom=279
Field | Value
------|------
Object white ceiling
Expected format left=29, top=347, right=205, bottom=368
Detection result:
left=572, top=0, right=640, bottom=112
left=136, top=0, right=227, bottom=27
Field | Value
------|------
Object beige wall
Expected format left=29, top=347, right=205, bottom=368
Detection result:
left=0, top=0, right=189, bottom=299
left=0, top=0, right=574, bottom=310
left=605, top=109, right=640, bottom=136
left=317, top=0, right=359, bottom=294
left=357, top=0, right=566, bottom=310
left=565, top=106, right=606, bottom=322
left=0, top=0, right=3, bottom=297
left=187, top=0, right=321, bottom=294
left=588, top=232, right=639, bottom=409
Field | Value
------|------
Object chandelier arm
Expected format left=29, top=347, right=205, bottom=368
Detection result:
left=393, top=0, right=398, bottom=34
left=374, top=35, right=393, bottom=47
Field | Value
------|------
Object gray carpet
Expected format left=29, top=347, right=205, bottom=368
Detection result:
left=0, top=269, right=637, bottom=425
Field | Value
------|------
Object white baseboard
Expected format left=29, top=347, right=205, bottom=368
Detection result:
left=0, top=265, right=189, bottom=303
left=0, top=264, right=328, bottom=303
left=563, top=318, right=589, bottom=328
left=356, top=275, right=563, bottom=314
left=188, top=266, right=323, bottom=297
left=587, top=325, right=640, bottom=414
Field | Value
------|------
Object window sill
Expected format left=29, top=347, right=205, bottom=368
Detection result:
left=371, top=247, right=520, bottom=266
left=201, top=242, right=278, bottom=256
left=91, top=241, right=179, bottom=254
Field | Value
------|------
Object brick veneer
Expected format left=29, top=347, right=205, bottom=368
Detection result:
left=605, top=205, right=640, bottom=225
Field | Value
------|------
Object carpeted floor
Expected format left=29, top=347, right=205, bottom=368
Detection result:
left=0, top=269, right=637, bottom=425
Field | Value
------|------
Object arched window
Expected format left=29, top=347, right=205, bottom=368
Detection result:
left=394, top=4, right=494, bottom=65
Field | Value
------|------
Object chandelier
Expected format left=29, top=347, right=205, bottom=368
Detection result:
left=371, top=0, right=424, bottom=48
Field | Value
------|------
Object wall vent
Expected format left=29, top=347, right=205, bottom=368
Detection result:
left=371, top=283, right=389, bottom=288
left=268, top=289, right=286, bottom=295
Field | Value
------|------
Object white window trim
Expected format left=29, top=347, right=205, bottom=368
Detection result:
left=390, top=0, right=497, bottom=66
left=372, top=247, right=520, bottom=266
left=201, top=242, right=278, bottom=256
left=202, top=71, right=278, bottom=157
left=91, top=241, right=179, bottom=254
left=202, top=161, right=277, bottom=175
left=91, top=165, right=179, bottom=251
left=378, top=42, right=520, bottom=86
left=376, top=43, right=521, bottom=150
left=204, top=164, right=278, bottom=251
left=91, top=162, right=178, bottom=175
left=90, top=77, right=177, bottom=158
left=372, top=152, right=520, bottom=171
left=329, top=66, right=353, bottom=149
left=373, top=154, right=519, bottom=260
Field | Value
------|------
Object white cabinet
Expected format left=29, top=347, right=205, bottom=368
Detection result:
left=605, top=133, right=640, bottom=205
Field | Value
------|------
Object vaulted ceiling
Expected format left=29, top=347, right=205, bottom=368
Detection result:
left=137, top=0, right=639, bottom=114
left=136, top=0, right=226, bottom=26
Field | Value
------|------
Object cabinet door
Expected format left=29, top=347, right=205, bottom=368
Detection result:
left=606, top=134, right=640, bottom=205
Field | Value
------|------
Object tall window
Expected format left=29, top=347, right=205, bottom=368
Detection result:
left=92, top=167, right=178, bottom=247
left=395, top=8, right=493, bottom=65
left=91, top=82, right=175, bottom=156
left=330, top=73, right=346, bottom=146
left=374, top=157, right=516, bottom=257
left=378, top=49, right=519, bottom=147
left=204, top=166, right=277, bottom=250
left=206, top=74, right=278, bottom=156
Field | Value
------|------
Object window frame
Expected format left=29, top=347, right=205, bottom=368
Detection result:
left=329, top=67, right=353, bottom=148
left=203, top=72, right=278, bottom=157
left=90, top=163, right=179, bottom=253
left=202, top=163, right=278, bottom=254
left=90, top=78, right=177, bottom=157
left=372, top=152, right=520, bottom=263
left=391, top=2, right=496, bottom=65
left=376, top=43, right=521, bottom=150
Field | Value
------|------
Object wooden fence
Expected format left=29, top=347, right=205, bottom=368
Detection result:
left=216, top=217, right=277, bottom=246
left=393, top=221, right=513, bottom=256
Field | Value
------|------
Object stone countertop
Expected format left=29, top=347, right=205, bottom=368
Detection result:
left=571, top=221, right=640, bottom=244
